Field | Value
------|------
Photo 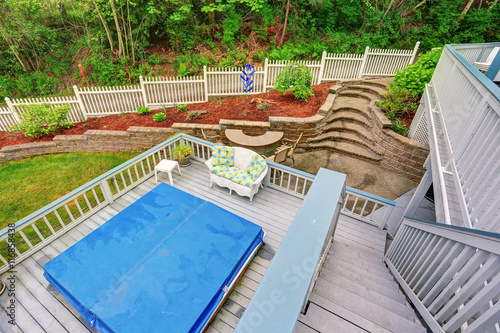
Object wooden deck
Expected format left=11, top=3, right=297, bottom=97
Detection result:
left=0, top=161, right=302, bottom=333
left=0, top=161, right=424, bottom=332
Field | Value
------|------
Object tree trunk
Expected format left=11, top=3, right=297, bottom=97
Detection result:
left=461, top=0, right=475, bottom=17
left=404, top=0, right=427, bottom=17
left=127, top=0, right=135, bottom=64
left=380, top=0, right=396, bottom=24
left=279, top=0, right=290, bottom=47
left=110, top=0, right=124, bottom=57
left=93, top=0, right=115, bottom=54
left=0, top=23, right=34, bottom=72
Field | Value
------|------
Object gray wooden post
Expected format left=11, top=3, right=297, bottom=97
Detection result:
left=203, top=66, right=209, bottom=101
left=4, top=97, right=21, bottom=123
left=409, top=41, right=421, bottom=65
left=263, top=58, right=269, bottom=92
left=100, top=179, right=114, bottom=204
left=72, top=86, right=88, bottom=120
left=317, top=51, right=327, bottom=85
left=358, top=46, right=370, bottom=78
left=139, top=75, right=149, bottom=107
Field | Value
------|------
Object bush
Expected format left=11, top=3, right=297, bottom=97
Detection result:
left=257, top=102, right=269, bottom=111
left=177, top=104, right=187, bottom=111
left=153, top=112, right=166, bottom=122
left=186, top=111, right=201, bottom=120
left=274, top=63, right=315, bottom=101
left=377, top=48, right=442, bottom=134
left=10, top=103, right=73, bottom=138
left=137, top=106, right=150, bottom=115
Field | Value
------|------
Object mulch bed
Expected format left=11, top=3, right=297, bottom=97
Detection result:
left=0, top=83, right=334, bottom=150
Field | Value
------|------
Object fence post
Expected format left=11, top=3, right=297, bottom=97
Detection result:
left=4, top=97, right=21, bottom=123
left=263, top=58, right=269, bottom=92
left=203, top=66, right=209, bottom=101
left=317, top=51, right=327, bottom=85
left=409, top=41, right=421, bottom=65
left=72, top=86, right=88, bottom=120
left=139, top=75, right=149, bottom=107
left=358, top=46, right=370, bottom=78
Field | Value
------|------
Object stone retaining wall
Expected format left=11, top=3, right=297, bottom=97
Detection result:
left=0, top=127, right=174, bottom=163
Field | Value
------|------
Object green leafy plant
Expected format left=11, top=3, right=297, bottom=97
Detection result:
left=377, top=48, right=442, bottom=135
left=153, top=112, right=166, bottom=122
left=257, top=102, right=269, bottom=111
left=274, top=63, right=315, bottom=101
left=172, top=144, right=194, bottom=160
left=137, top=106, right=150, bottom=115
left=177, top=104, right=187, bottom=111
left=10, top=103, right=73, bottom=138
left=186, top=111, right=201, bottom=120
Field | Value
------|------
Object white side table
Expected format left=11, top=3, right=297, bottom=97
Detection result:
left=154, top=160, right=182, bottom=185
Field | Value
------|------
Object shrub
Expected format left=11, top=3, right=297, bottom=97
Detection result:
left=153, top=112, right=166, bottom=122
left=10, top=103, right=73, bottom=138
left=177, top=104, right=187, bottom=111
left=274, top=63, right=315, bottom=101
left=257, top=102, right=269, bottom=111
left=137, top=106, right=150, bottom=115
left=186, top=111, right=201, bottom=120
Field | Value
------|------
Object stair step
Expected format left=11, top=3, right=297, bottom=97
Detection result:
left=307, top=141, right=382, bottom=162
left=313, top=278, right=426, bottom=333
left=338, top=78, right=392, bottom=90
left=307, top=131, right=375, bottom=150
left=341, top=84, right=388, bottom=97
left=338, top=89, right=377, bottom=102
left=323, top=121, right=376, bottom=141
left=316, top=272, right=414, bottom=320
left=326, top=110, right=372, bottom=127
left=319, top=263, right=406, bottom=304
left=331, top=95, right=370, bottom=110
left=323, top=256, right=395, bottom=284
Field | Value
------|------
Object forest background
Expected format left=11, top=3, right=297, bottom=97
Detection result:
left=0, top=0, right=499, bottom=101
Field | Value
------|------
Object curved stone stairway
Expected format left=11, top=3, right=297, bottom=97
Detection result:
left=305, top=78, right=393, bottom=162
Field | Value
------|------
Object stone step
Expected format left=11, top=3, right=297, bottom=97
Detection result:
left=306, top=131, right=380, bottom=154
left=322, top=122, right=378, bottom=143
left=325, top=110, right=372, bottom=127
left=342, top=82, right=389, bottom=95
left=337, top=78, right=392, bottom=90
left=337, top=90, right=375, bottom=102
left=331, top=95, right=370, bottom=110
left=307, top=141, right=382, bottom=162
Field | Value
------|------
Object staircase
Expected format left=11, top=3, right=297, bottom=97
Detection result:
left=305, top=78, right=392, bottom=162
left=295, top=215, right=427, bottom=333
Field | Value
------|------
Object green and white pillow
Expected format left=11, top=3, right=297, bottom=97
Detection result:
left=212, top=146, right=235, bottom=167
left=246, top=154, right=267, bottom=181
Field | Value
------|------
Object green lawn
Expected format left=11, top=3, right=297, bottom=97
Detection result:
left=0, top=151, right=140, bottom=230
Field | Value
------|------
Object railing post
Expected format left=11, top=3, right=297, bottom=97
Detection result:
left=139, top=75, right=149, bottom=107
left=4, top=97, right=21, bottom=124
left=317, top=51, right=326, bottom=85
left=203, top=66, right=209, bottom=101
left=409, top=41, right=421, bottom=65
left=358, top=46, right=370, bottom=78
left=263, top=58, right=269, bottom=92
left=100, top=179, right=114, bottom=204
left=72, top=86, right=88, bottom=120
left=378, top=205, right=394, bottom=230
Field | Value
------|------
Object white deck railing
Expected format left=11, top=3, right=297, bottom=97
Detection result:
left=409, top=44, right=500, bottom=232
left=386, top=217, right=500, bottom=333
left=0, top=43, right=419, bottom=130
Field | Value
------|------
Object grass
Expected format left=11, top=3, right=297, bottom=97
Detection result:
left=0, top=151, right=141, bottom=230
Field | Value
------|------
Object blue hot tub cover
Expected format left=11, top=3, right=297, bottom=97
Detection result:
left=43, top=183, right=264, bottom=333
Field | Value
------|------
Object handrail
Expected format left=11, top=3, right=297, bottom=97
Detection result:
left=423, top=84, right=451, bottom=225
left=385, top=217, right=500, bottom=332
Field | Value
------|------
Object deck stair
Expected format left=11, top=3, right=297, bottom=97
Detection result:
left=295, top=215, right=427, bottom=333
left=305, top=79, right=392, bottom=163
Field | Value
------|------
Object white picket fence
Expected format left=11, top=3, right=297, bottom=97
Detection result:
left=0, top=42, right=419, bottom=131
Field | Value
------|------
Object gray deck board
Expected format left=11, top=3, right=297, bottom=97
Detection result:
left=3, top=161, right=300, bottom=332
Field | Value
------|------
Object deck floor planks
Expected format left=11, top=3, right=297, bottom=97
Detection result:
left=5, top=161, right=300, bottom=332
